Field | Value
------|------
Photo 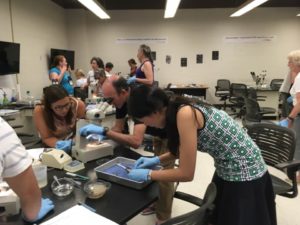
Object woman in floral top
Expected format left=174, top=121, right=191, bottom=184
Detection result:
left=127, top=85, right=276, bottom=225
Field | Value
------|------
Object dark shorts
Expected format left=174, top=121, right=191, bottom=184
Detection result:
left=210, top=171, right=277, bottom=225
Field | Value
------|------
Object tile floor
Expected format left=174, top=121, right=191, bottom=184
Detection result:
left=128, top=146, right=300, bottom=225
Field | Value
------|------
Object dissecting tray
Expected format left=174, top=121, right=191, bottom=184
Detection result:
left=94, top=157, right=160, bottom=190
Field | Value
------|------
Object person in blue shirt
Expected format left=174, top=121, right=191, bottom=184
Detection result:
left=49, top=55, right=74, bottom=95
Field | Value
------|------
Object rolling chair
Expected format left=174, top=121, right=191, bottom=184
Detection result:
left=165, top=83, right=172, bottom=90
left=247, top=87, right=267, bottom=101
left=270, top=79, right=284, bottom=91
left=242, top=98, right=275, bottom=127
left=229, top=83, right=248, bottom=118
left=247, top=87, right=277, bottom=117
left=215, top=79, right=230, bottom=110
left=162, top=182, right=217, bottom=225
left=246, top=123, right=300, bottom=198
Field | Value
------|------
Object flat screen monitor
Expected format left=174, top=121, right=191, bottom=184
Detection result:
left=0, top=41, right=20, bottom=75
left=50, top=48, right=75, bottom=70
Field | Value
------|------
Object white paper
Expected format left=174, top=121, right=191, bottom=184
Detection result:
left=41, top=205, right=118, bottom=225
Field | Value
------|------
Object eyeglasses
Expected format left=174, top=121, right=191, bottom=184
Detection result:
left=53, top=101, right=72, bottom=111
left=104, top=97, right=114, bottom=104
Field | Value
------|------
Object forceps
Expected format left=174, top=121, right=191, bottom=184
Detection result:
left=116, top=163, right=131, bottom=173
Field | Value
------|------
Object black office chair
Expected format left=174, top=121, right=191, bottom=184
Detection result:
left=215, top=79, right=230, bottom=110
left=161, top=182, right=216, bottom=225
left=165, top=83, right=172, bottom=90
left=247, top=87, right=277, bottom=117
left=229, top=83, right=248, bottom=118
left=242, top=98, right=275, bottom=127
left=270, top=79, right=284, bottom=91
left=74, top=87, right=88, bottom=101
left=246, top=123, right=300, bottom=198
left=247, top=87, right=266, bottom=101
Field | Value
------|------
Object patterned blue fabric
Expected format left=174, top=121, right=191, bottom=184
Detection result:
left=195, top=104, right=267, bottom=181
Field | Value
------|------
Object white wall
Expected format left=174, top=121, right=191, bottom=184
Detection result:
left=67, top=7, right=300, bottom=103
left=0, top=2, right=299, bottom=103
left=0, top=0, right=68, bottom=99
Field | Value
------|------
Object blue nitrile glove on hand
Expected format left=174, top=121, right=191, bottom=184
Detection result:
left=128, top=169, right=150, bottom=182
left=134, top=156, right=160, bottom=169
left=80, top=124, right=104, bottom=136
left=127, top=76, right=136, bottom=84
left=23, top=198, right=54, bottom=222
left=55, top=139, right=73, bottom=153
left=287, top=96, right=293, bottom=104
left=278, top=118, right=289, bottom=127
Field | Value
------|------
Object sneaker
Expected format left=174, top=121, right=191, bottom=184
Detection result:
left=141, top=205, right=156, bottom=215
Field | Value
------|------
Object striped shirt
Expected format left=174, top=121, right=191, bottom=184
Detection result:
left=0, top=117, right=32, bottom=178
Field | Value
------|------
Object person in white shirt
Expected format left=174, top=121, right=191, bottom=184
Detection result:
left=283, top=49, right=300, bottom=182
left=85, top=57, right=104, bottom=89
left=94, top=69, right=107, bottom=97
left=105, top=62, right=114, bottom=77
left=279, top=52, right=299, bottom=118
left=75, top=69, right=87, bottom=88
left=0, top=117, right=54, bottom=222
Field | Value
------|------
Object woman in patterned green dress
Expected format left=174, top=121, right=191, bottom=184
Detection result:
left=127, top=85, right=276, bottom=225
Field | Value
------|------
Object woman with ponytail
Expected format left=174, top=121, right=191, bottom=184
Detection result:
left=127, top=85, right=276, bottom=225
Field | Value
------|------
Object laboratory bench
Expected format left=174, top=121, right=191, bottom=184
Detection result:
left=0, top=146, right=159, bottom=225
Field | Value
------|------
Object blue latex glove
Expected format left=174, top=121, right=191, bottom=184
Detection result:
left=23, top=198, right=54, bottom=222
left=80, top=124, right=104, bottom=136
left=134, top=156, right=160, bottom=169
left=278, top=119, right=289, bottom=127
left=55, top=140, right=73, bottom=153
left=287, top=96, right=293, bottom=104
left=127, top=76, right=136, bottom=84
left=128, top=169, right=150, bottom=182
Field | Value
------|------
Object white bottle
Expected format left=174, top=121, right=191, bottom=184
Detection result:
left=26, top=91, right=35, bottom=106
left=11, top=88, right=17, bottom=102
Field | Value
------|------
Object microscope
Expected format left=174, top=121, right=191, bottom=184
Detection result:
left=85, top=86, right=102, bottom=104
left=0, top=182, right=20, bottom=216
left=72, top=99, right=114, bottom=163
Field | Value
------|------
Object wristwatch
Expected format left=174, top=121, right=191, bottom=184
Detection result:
left=103, top=127, right=109, bottom=136
left=147, top=170, right=152, bottom=181
left=288, top=116, right=295, bottom=122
